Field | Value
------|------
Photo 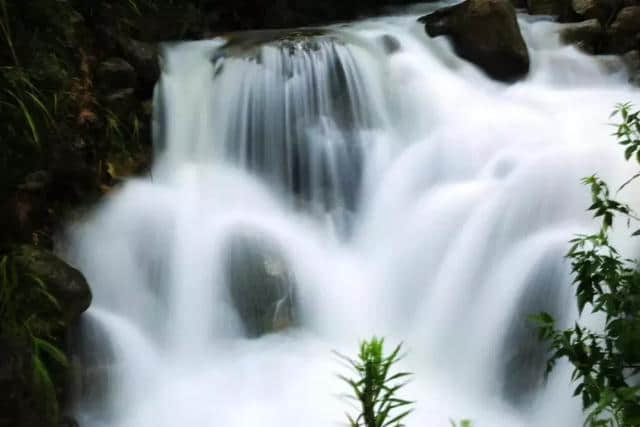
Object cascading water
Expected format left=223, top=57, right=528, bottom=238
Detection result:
left=67, top=4, right=640, bottom=426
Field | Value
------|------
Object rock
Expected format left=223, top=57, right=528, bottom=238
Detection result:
left=224, top=234, right=296, bottom=338
left=610, top=5, right=640, bottom=33
left=96, top=58, right=136, bottom=91
left=379, top=34, right=402, bottom=54
left=571, top=0, right=622, bottom=25
left=0, top=333, right=32, bottom=427
left=68, top=314, right=116, bottom=418
left=105, top=88, right=136, bottom=115
left=623, top=50, right=640, bottom=85
left=11, top=245, right=92, bottom=324
left=17, top=170, right=51, bottom=193
left=527, top=0, right=574, bottom=18
left=607, top=6, right=640, bottom=52
left=119, top=38, right=160, bottom=98
left=419, top=0, right=530, bottom=81
left=560, top=19, right=605, bottom=53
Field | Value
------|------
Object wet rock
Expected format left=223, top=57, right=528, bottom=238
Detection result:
left=379, top=34, right=402, bottom=54
left=571, top=0, right=622, bottom=25
left=224, top=234, right=296, bottom=338
left=611, top=5, right=640, bottom=32
left=623, top=50, right=640, bottom=85
left=560, top=19, right=605, bottom=53
left=0, top=333, right=32, bottom=427
left=68, top=315, right=116, bottom=419
left=11, top=245, right=92, bottom=324
left=527, top=0, right=575, bottom=19
left=105, top=88, right=137, bottom=115
left=119, top=38, right=160, bottom=98
left=419, top=0, right=530, bottom=82
left=96, top=58, right=136, bottom=91
left=606, top=6, right=640, bottom=53
left=17, top=170, right=51, bottom=193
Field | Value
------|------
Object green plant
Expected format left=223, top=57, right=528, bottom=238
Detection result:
left=533, top=103, right=640, bottom=427
left=450, top=420, right=473, bottom=427
left=0, top=0, right=19, bottom=65
left=335, top=337, right=414, bottom=427
left=0, top=254, right=68, bottom=422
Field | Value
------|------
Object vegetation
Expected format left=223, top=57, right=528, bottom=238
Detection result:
left=335, top=337, right=414, bottom=427
left=533, top=103, right=640, bottom=427
left=0, top=254, right=69, bottom=425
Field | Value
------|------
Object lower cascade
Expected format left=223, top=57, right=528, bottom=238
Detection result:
left=68, top=4, right=640, bottom=427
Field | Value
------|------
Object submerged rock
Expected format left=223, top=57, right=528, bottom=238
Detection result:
left=419, top=0, right=530, bottom=82
left=68, top=315, right=116, bottom=419
left=224, top=234, right=296, bottom=338
left=623, top=50, right=640, bottom=86
left=379, top=34, right=402, bottom=54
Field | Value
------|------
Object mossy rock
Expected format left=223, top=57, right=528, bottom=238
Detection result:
left=11, top=245, right=92, bottom=324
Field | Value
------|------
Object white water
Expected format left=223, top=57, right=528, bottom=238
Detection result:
left=68, top=5, right=640, bottom=427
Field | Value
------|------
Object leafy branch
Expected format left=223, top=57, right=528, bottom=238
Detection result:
left=532, top=103, right=640, bottom=427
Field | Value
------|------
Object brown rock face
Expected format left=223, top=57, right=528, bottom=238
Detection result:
left=561, top=19, right=605, bottom=53
left=419, top=0, right=530, bottom=82
left=611, top=6, right=640, bottom=33
left=607, top=6, right=640, bottom=53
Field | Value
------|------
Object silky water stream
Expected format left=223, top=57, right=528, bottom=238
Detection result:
left=67, top=5, right=640, bottom=427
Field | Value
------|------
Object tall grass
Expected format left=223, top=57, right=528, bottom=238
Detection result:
left=0, top=0, right=19, bottom=65
left=0, top=254, right=68, bottom=422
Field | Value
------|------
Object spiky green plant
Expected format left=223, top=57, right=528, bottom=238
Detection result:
left=335, top=337, right=414, bottom=427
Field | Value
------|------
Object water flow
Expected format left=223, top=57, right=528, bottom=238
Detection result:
left=68, top=6, right=640, bottom=427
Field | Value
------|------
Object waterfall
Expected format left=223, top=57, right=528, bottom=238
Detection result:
left=68, top=4, right=640, bottom=427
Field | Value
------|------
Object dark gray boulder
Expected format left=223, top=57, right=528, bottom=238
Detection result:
left=419, top=0, right=531, bottom=82
left=224, top=234, right=296, bottom=338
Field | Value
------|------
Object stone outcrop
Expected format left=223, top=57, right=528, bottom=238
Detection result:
left=419, top=0, right=531, bottom=82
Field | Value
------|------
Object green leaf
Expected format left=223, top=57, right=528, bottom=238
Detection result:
left=33, top=337, right=68, bottom=368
